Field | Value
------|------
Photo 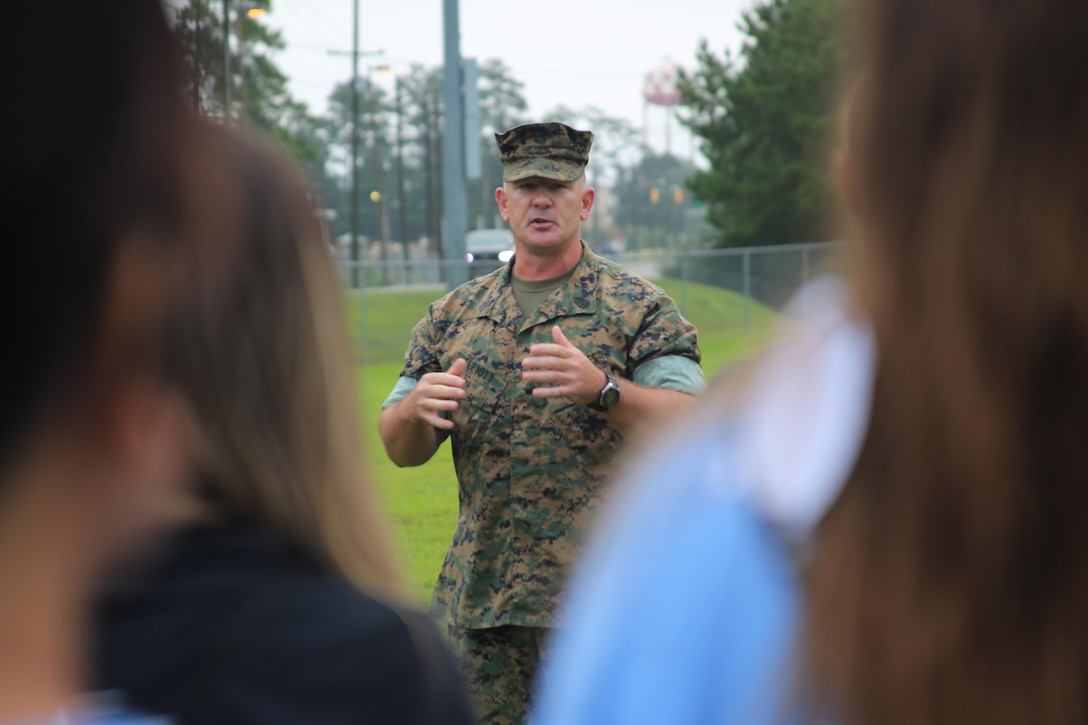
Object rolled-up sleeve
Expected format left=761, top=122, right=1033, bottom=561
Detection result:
left=633, top=355, right=705, bottom=395
left=626, top=293, right=704, bottom=392
left=381, top=376, right=418, bottom=410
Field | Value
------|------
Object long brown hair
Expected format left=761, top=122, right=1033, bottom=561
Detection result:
left=169, top=128, right=404, bottom=601
left=807, top=0, right=1088, bottom=722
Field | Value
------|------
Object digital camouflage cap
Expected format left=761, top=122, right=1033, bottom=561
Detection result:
left=495, top=122, right=594, bottom=183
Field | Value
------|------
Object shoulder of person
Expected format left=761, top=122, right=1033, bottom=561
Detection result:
left=590, top=254, right=674, bottom=307
left=427, top=270, right=506, bottom=319
left=222, top=576, right=420, bottom=663
left=204, top=585, right=474, bottom=724
left=536, top=420, right=802, bottom=725
left=99, top=523, right=473, bottom=724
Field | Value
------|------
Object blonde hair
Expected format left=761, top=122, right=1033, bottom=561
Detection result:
left=170, top=128, right=404, bottom=600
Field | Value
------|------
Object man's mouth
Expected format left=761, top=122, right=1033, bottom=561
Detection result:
left=529, top=217, right=554, bottom=229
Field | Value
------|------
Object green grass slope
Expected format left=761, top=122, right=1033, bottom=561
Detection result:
left=347, top=278, right=777, bottom=373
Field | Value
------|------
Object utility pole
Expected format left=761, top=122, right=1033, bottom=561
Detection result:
left=328, top=31, right=381, bottom=289
left=442, top=0, right=468, bottom=289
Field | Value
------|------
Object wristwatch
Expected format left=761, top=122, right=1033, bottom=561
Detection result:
left=588, top=372, right=621, bottom=412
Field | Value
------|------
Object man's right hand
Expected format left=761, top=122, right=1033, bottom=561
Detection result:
left=403, top=358, right=467, bottom=430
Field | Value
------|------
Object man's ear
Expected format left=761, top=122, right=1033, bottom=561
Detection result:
left=495, top=186, right=510, bottom=221
left=580, top=187, right=595, bottom=221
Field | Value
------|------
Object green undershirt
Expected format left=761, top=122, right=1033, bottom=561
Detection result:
left=510, top=267, right=577, bottom=317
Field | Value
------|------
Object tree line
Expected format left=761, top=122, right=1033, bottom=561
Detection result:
left=172, top=0, right=845, bottom=255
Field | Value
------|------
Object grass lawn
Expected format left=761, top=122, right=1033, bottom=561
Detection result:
left=353, top=279, right=779, bottom=605
left=359, top=364, right=460, bottom=605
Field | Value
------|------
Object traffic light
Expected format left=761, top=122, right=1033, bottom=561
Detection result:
left=673, top=186, right=684, bottom=205
left=649, top=186, right=661, bottom=204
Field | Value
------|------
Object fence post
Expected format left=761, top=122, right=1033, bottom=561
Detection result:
left=801, top=247, right=810, bottom=316
left=743, top=250, right=751, bottom=334
left=359, top=262, right=369, bottom=366
left=680, top=252, right=689, bottom=316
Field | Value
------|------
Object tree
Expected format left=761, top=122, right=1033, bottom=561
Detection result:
left=316, top=65, right=445, bottom=252
left=172, top=0, right=319, bottom=164
left=470, top=59, right=528, bottom=230
left=678, top=0, right=846, bottom=248
left=315, top=60, right=531, bottom=254
left=320, top=77, right=397, bottom=243
left=478, top=59, right=528, bottom=138
left=394, top=65, right=445, bottom=249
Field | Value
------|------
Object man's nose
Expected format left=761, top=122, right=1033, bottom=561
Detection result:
left=531, top=189, right=553, bottom=206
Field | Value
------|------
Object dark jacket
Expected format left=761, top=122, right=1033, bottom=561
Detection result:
left=93, top=521, right=476, bottom=725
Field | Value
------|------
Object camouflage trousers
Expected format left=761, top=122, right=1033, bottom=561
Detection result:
left=446, top=625, right=551, bottom=725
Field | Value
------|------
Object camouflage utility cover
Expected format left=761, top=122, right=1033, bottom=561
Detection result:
left=495, top=122, right=594, bottom=183
left=400, top=245, right=701, bottom=629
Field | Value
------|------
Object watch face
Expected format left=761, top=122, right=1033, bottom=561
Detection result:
left=599, top=375, right=621, bottom=410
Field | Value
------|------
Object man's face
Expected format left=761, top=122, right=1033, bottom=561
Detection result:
left=496, top=176, right=594, bottom=257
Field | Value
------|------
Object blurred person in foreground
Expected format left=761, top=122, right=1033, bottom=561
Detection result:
left=533, top=0, right=1088, bottom=722
left=0, top=2, right=204, bottom=723
left=94, top=127, right=477, bottom=725
left=378, top=122, right=703, bottom=723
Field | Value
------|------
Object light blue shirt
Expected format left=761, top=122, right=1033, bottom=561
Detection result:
left=533, top=277, right=875, bottom=725
left=533, top=427, right=804, bottom=725
left=15, top=691, right=169, bottom=725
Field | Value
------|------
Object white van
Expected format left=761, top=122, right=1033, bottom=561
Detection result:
left=465, top=229, right=516, bottom=264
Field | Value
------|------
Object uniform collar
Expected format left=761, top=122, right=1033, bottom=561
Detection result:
left=476, top=241, right=601, bottom=331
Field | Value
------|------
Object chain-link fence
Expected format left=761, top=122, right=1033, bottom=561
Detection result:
left=338, top=241, right=842, bottom=366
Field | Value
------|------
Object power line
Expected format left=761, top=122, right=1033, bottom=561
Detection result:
left=282, top=42, right=342, bottom=53
left=276, top=0, right=348, bottom=45
left=274, top=1, right=344, bottom=48
left=296, top=0, right=352, bottom=39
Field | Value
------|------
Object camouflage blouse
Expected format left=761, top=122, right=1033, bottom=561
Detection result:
left=395, top=245, right=701, bottom=629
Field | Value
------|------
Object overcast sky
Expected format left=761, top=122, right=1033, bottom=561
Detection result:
left=264, top=0, right=755, bottom=158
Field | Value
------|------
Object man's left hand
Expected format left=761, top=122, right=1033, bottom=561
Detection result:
left=521, top=325, right=609, bottom=405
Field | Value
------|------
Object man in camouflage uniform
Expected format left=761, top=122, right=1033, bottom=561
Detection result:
left=378, top=122, right=703, bottom=724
